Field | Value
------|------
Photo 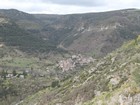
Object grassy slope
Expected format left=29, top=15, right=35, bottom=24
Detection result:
left=84, top=36, right=140, bottom=105
left=18, top=35, right=140, bottom=105
left=0, top=46, right=65, bottom=105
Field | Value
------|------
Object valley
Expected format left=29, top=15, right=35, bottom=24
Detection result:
left=0, top=8, right=140, bottom=105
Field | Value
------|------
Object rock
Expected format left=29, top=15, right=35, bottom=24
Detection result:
left=111, top=56, right=116, bottom=64
left=0, top=17, right=8, bottom=24
left=96, top=61, right=105, bottom=68
left=94, top=90, right=101, bottom=96
left=133, top=93, right=140, bottom=105
left=119, top=94, right=132, bottom=105
left=109, top=76, right=121, bottom=85
left=0, top=44, right=4, bottom=48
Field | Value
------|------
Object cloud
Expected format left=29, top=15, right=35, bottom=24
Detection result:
left=0, top=0, right=139, bottom=14
left=11, top=0, right=104, bottom=7
left=0, top=0, right=105, bottom=14
left=46, top=0, right=105, bottom=7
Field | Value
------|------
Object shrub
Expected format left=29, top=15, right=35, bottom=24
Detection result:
left=51, top=80, right=60, bottom=88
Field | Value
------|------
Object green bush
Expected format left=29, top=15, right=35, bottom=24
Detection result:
left=51, top=80, right=60, bottom=88
left=132, top=68, right=140, bottom=85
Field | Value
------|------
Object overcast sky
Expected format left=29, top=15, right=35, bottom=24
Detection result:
left=0, top=0, right=140, bottom=14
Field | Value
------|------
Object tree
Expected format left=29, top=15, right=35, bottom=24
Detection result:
left=0, top=80, right=17, bottom=100
left=135, top=38, right=138, bottom=45
left=1, top=70, right=7, bottom=80
left=51, top=80, right=60, bottom=88
left=22, top=71, right=27, bottom=78
left=12, top=70, right=17, bottom=76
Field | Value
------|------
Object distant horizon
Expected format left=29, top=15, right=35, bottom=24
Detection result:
left=0, top=0, right=140, bottom=14
left=29, top=8, right=140, bottom=15
left=0, top=8, right=139, bottom=15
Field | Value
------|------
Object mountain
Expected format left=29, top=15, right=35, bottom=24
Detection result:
left=1, top=9, right=140, bottom=57
left=34, top=9, right=140, bottom=57
left=0, top=9, right=67, bottom=54
left=0, top=9, right=42, bottom=29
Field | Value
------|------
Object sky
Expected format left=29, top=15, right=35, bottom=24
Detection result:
left=0, top=0, right=140, bottom=14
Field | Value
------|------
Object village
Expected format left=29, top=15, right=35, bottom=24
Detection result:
left=58, top=54, right=95, bottom=71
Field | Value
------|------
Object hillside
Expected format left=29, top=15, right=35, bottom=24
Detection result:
left=18, top=35, right=140, bottom=105
left=1, top=9, right=140, bottom=57
left=0, top=10, right=67, bottom=54
left=34, top=9, right=140, bottom=57
left=0, top=10, right=69, bottom=105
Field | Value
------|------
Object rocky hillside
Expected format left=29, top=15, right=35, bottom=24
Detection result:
left=35, top=9, right=140, bottom=57
left=1, top=9, right=140, bottom=57
left=18, top=35, right=140, bottom=105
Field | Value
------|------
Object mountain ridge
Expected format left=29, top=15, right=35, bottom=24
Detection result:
left=1, top=8, right=140, bottom=57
